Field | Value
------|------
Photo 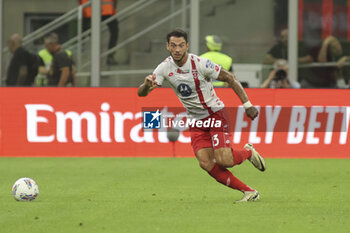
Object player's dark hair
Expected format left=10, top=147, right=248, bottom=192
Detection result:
left=166, top=29, right=188, bottom=43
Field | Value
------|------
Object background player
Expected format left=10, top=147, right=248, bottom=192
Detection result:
left=138, top=29, right=266, bottom=203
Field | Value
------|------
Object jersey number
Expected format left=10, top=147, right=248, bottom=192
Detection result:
left=212, top=134, right=219, bottom=147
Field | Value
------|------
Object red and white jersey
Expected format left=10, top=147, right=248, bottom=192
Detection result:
left=153, top=53, right=224, bottom=119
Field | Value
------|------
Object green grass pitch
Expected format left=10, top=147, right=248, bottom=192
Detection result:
left=0, top=157, right=349, bottom=233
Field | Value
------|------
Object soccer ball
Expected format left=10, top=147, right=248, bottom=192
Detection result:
left=12, top=177, right=39, bottom=201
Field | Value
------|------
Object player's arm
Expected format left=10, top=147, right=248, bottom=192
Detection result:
left=138, top=74, right=158, bottom=97
left=217, top=69, right=258, bottom=120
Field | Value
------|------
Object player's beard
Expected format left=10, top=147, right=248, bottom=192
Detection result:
left=171, top=51, right=187, bottom=65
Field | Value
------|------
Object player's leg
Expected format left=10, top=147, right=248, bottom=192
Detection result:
left=212, top=147, right=233, bottom=167
left=211, top=131, right=266, bottom=171
left=210, top=109, right=266, bottom=170
left=195, top=148, right=256, bottom=194
left=190, top=114, right=259, bottom=202
left=195, top=147, right=215, bottom=172
left=191, top=129, right=255, bottom=194
left=207, top=144, right=261, bottom=202
left=210, top=109, right=252, bottom=168
left=208, top=110, right=263, bottom=202
left=213, top=146, right=255, bottom=168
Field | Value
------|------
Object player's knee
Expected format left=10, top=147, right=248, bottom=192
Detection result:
left=214, top=148, right=233, bottom=167
left=198, top=159, right=215, bottom=172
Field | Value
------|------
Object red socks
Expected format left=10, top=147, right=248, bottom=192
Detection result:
left=232, top=148, right=252, bottom=166
left=206, top=148, right=254, bottom=192
left=208, top=163, right=254, bottom=192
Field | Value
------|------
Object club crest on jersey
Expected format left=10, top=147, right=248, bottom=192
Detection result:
left=177, top=83, right=192, bottom=97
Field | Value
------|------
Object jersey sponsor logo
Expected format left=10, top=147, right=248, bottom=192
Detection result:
left=168, top=72, right=174, bottom=77
left=206, top=59, right=215, bottom=69
left=215, top=65, right=220, bottom=72
left=176, top=69, right=189, bottom=74
left=177, top=83, right=192, bottom=97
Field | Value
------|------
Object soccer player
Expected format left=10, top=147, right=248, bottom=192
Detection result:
left=138, top=29, right=266, bottom=203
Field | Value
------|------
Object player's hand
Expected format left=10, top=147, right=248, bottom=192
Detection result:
left=245, top=106, right=259, bottom=120
left=144, top=74, right=157, bottom=89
